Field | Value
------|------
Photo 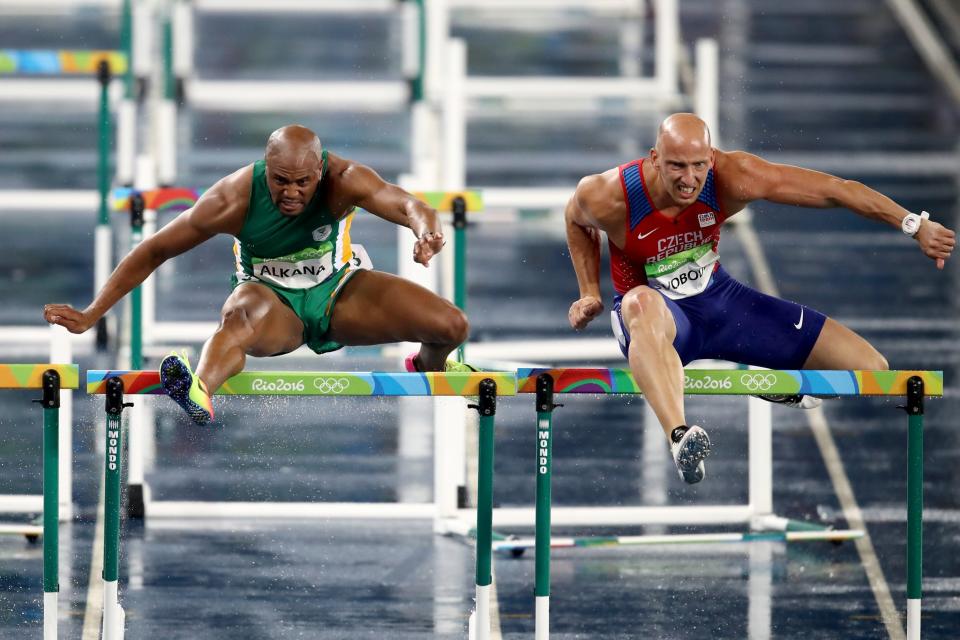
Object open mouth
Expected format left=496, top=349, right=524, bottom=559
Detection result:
left=678, top=185, right=697, bottom=198
left=279, top=200, right=301, bottom=212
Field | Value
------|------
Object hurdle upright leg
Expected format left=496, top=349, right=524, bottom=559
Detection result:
left=534, top=373, right=557, bottom=640
left=39, top=370, right=61, bottom=640
left=470, top=379, right=497, bottom=640
left=905, top=376, right=924, bottom=640
left=103, top=378, right=130, bottom=640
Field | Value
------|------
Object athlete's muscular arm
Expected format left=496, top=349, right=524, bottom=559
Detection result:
left=566, top=175, right=606, bottom=330
left=337, top=159, right=443, bottom=266
left=44, top=168, right=251, bottom=333
left=720, top=150, right=956, bottom=269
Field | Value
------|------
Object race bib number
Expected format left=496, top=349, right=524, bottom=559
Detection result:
left=645, top=243, right=719, bottom=299
left=349, top=244, right=373, bottom=270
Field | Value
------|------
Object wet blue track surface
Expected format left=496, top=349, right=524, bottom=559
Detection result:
left=1, top=1, right=959, bottom=638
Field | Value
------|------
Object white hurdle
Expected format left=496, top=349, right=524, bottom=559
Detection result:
left=0, top=325, right=74, bottom=523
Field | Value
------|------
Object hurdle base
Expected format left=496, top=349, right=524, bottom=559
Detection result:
left=0, top=523, right=43, bottom=540
left=143, top=500, right=437, bottom=521
left=460, top=504, right=754, bottom=528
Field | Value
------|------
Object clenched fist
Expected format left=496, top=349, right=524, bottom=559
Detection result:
left=413, top=230, right=445, bottom=266
left=915, top=218, right=956, bottom=270
left=568, top=296, right=604, bottom=331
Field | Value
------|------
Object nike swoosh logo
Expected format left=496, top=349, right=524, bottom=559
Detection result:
left=794, top=308, right=804, bottom=330
left=638, top=228, right=659, bottom=240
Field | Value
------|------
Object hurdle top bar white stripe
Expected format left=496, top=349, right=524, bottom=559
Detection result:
left=0, top=0, right=119, bottom=9
left=183, top=80, right=411, bottom=112
left=447, top=0, right=643, bottom=11
left=0, top=78, right=123, bottom=105
left=193, top=0, right=398, bottom=13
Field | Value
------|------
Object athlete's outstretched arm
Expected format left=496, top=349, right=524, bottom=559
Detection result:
left=43, top=171, right=248, bottom=333
left=566, top=176, right=605, bottom=330
left=345, top=163, right=443, bottom=266
left=722, top=150, right=956, bottom=269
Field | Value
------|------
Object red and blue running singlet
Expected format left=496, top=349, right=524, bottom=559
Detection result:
left=609, top=159, right=729, bottom=298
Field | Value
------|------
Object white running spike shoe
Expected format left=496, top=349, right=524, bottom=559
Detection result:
left=758, top=394, right=824, bottom=409
left=670, top=425, right=711, bottom=485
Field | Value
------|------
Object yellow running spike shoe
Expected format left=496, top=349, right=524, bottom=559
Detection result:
left=404, top=353, right=478, bottom=373
left=159, top=351, right=215, bottom=425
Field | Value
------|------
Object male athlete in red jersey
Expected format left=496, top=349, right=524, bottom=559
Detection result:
left=566, top=113, right=956, bottom=484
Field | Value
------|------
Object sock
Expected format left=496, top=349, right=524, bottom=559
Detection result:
left=670, top=425, right=689, bottom=444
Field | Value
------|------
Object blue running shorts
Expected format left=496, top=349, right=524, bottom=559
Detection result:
left=610, top=266, right=826, bottom=369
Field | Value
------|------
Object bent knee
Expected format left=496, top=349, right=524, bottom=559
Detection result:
left=444, top=308, right=470, bottom=345
left=219, top=306, right=254, bottom=336
left=426, top=306, right=469, bottom=346
left=620, top=287, right=668, bottom=326
left=868, top=351, right=889, bottom=371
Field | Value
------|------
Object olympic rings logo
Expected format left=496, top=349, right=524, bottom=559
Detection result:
left=313, top=377, right=352, bottom=394
left=739, top=373, right=778, bottom=392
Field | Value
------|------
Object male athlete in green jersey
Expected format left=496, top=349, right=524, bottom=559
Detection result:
left=44, top=125, right=469, bottom=424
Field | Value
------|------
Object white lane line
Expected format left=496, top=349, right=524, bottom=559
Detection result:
left=807, top=407, right=905, bottom=640
left=489, top=566, right=503, bottom=640
left=738, top=217, right=905, bottom=640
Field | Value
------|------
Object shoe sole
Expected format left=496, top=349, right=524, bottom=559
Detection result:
left=758, top=394, right=822, bottom=410
left=676, top=429, right=711, bottom=484
left=160, top=357, right=211, bottom=425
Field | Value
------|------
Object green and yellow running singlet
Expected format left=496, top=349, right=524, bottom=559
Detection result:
left=233, top=154, right=370, bottom=289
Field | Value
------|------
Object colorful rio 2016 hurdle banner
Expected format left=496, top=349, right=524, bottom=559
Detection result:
left=0, top=364, right=80, bottom=389
left=0, top=363, right=79, bottom=640
left=86, top=370, right=517, bottom=397
left=515, top=367, right=944, bottom=396
left=88, top=371, right=506, bottom=640
left=516, top=368, right=939, bottom=640
left=109, top=187, right=484, bottom=215
left=0, top=50, right=128, bottom=75
left=82, top=367, right=940, bottom=640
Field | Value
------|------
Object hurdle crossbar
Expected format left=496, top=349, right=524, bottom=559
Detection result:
left=0, top=50, right=127, bottom=75
left=493, top=529, right=865, bottom=555
left=515, top=368, right=940, bottom=640
left=86, top=370, right=515, bottom=397
left=0, top=364, right=77, bottom=640
left=93, top=372, right=507, bottom=640
left=108, top=187, right=482, bottom=215
left=0, top=360, right=77, bottom=519
left=109, top=188, right=482, bottom=347
left=515, top=367, right=943, bottom=396
left=86, top=369, right=515, bottom=519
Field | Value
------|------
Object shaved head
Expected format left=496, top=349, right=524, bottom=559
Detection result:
left=649, top=113, right=714, bottom=206
left=265, top=124, right=323, bottom=166
left=655, top=113, right=711, bottom=154
left=263, top=125, right=325, bottom=217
